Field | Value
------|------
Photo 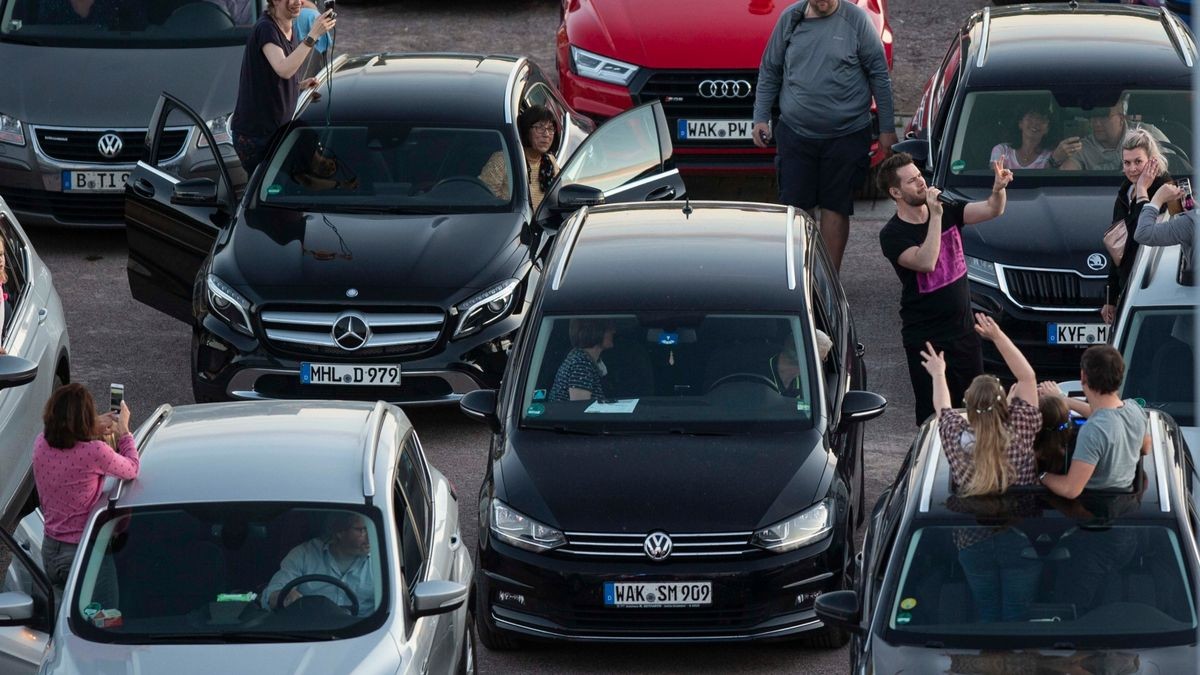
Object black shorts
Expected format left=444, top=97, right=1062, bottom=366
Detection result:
left=775, top=123, right=871, bottom=217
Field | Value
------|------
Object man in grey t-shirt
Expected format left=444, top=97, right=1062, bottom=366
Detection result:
left=1042, top=345, right=1150, bottom=498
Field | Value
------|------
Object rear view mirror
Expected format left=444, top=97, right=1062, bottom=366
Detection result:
left=459, top=389, right=500, bottom=433
left=814, top=590, right=863, bottom=634
left=0, top=355, right=37, bottom=390
left=556, top=184, right=605, bottom=209
left=840, top=390, right=887, bottom=430
left=411, top=580, right=468, bottom=619
left=892, top=138, right=930, bottom=166
left=171, top=177, right=219, bottom=207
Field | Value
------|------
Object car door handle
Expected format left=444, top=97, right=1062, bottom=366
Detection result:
left=645, top=185, right=676, bottom=201
left=131, top=178, right=155, bottom=198
left=855, top=342, right=866, bottom=357
left=38, top=308, right=48, bottom=324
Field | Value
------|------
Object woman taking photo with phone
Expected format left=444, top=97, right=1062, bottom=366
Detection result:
left=33, top=384, right=139, bottom=596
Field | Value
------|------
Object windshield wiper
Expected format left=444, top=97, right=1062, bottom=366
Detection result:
left=524, top=424, right=605, bottom=436
left=0, top=34, right=41, bottom=45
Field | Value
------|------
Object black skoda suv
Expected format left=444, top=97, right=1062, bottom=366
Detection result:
left=124, top=53, right=684, bottom=403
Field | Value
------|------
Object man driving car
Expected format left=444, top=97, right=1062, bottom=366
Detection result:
left=262, top=512, right=376, bottom=617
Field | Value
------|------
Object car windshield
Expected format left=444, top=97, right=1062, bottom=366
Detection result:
left=0, top=0, right=262, bottom=47
left=518, top=313, right=817, bottom=434
left=946, top=89, right=1192, bottom=187
left=258, top=123, right=515, bottom=214
left=885, top=502, right=1197, bottom=649
left=1120, top=306, right=1195, bottom=427
left=70, top=502, right=387, bottom=644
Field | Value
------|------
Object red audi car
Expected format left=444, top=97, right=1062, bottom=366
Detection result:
left=556, top=0, right=894, bottom=175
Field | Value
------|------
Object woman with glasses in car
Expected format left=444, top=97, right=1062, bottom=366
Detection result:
left=480, top=105, right=560, bottom=210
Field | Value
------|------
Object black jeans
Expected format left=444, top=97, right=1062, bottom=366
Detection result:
left=233, top=132, right=272, bottom=181
left=904, top=332, right=983, bottom=425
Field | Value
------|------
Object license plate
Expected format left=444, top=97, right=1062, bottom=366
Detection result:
left=603, top=581, right=712, bottom=608
left=1047, top=323, right=1109, bottom=345
left=677, top=119, right=753, bottom=141
left=61, top=170, right=129, bottom=193
left=300, top=363, right=401, bottom=386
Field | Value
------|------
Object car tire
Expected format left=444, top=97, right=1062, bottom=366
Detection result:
left=457, top=611, right=478, bottom=675
left=476, top=601, right=520, bottom=651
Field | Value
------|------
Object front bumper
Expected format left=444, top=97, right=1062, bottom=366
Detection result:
left=476, top=532, right=847, bottom=643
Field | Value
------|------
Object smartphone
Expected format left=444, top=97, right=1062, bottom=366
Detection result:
left=1067, top=118, right=1091, bottom=140
left=109, top=383, right=124, bottom=414
left=1177, top=177, right=1195, bottom=212
left=323, top=0, right=335, bottom=13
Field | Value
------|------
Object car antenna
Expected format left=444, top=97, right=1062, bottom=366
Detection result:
left=682, top=196, right=692, bottom=218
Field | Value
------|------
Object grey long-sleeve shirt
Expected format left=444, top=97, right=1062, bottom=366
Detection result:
left=753, top=0, right=894, bottom=139
left=1136, top=203, right=1196, bottom=247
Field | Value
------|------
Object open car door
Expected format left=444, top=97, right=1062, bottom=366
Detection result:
left=0, top=514, right=54, bottom=674
left=125, top=93, right=236, bottom=323
left=536, top=100, right=684, bottom=229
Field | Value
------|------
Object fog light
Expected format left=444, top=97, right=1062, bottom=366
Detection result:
left=496, top=590, right=526, bottom=606
left=795, top=591, right=821, bottom=607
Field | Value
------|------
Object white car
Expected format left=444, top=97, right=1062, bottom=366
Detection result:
left=0, top=196, right=71, bottom=526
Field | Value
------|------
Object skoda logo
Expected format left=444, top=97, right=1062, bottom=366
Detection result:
left=1086, top=253, right=1107, bottom=271
left=97, top=132, right=123, bottom=159
left=331, top=311, right=370, bottom=351
left=643, top=531, right=673, bottom=561
left=698, top=79, right=752, bottom=99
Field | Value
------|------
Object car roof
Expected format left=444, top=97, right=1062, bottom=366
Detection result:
left=295, top=53, right=520, bottom=127
left=112, top=401, right=407, bottom=508
left=908, top=409, right=1184, bottom=523
left=962, top=6, right=1194, bottom=90
left=542, top=201, right=812, bottom=313
left=1123, top=243, right=1195, bottom=309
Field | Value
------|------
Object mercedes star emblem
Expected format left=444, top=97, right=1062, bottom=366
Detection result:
left=331, top=311, right=370, bottom=351
left=643, top=531, right=673, bottom=561
left=97, top=132, right=123, bottom=159
left=698, top=79, right=753, bottom=99
left=1086, top=253, right=1107, bottom=271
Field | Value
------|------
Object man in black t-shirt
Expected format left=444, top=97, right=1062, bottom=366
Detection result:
left=877, top=154, right=1013, bottom=424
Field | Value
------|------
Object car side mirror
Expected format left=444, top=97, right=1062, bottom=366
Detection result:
left=892, top=138, right=929, bottom=165
left=410, top=580, right=468, bottom=619
left=0, top=591, right=35, bottom=624
left=171, top=177, right=219, bottom=207
left=557, top=183, right=604, bottom=210
left=814, top=590, right=863, bottom=634
left=0, top=355, right=37, bottom=390
left=459, top=389, right=500, bottom=433
left=840, top=390, right=887, bottom=430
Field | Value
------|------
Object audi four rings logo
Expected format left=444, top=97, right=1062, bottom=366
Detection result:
left=331, top=311, right=371, bottom=351
left=1087, top=253, right=1107, bottom=271
left=698, top=79, right=752, bottom=99
left=643, top=531, right=673, bottom=561
left=97, top=132, right=123, bottom=159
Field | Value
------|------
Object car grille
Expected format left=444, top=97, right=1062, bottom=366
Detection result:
left=559, top=531, right=758, bottom=559
left=553, top=603, right=774, bottom=631
left=631, top=70, right=764, bottom=146
left=34, top=127, right=189, bottom=164
left=1003, top=268, right=1106, bottom=309
left=0, top=186, right=124, bottom=224
left=259, top=306, right=446, bottom=359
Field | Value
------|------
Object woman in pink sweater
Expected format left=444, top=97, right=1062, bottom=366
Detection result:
left=33, top=384, right=139, bottom=589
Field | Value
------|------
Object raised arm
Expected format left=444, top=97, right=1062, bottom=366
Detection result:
left=920, top=341, right=953, bottom=413
left=973, top=313, right=1036, bottom=405
left=262, top=11, right=334, bottom=80
left=964, top=160, right=1012, bottom=225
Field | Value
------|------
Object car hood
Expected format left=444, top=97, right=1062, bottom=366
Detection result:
left=567, top=0, right=883, bottom=69
left=956, top=186, right=1118, bottom=275
left=0, top=43, right=242, bottom=126
left=495, top=430, right=832, bottom=532
left=215, top=208, right=527, bottom=306
left=870, top=640, right=1196, bottom=673
left=44, top=630, right=402, bottom=674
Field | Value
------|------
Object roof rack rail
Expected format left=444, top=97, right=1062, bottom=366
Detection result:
left=107, top=404, right=173, bottom=507
left=918, top=430, right=942, bottom=513
left=1160, top=8, right=1194, bottom=69
left=551, top=206, right=589, bottom=291
left=1150, top=412, right=1171, bottom=513
left=504, top=56, right=529, bottom=124
left=975, top=7, right=992, bottom=69
left=784, top=206, right=797, bottom=291
left=362, top=400, right=388, bottom=503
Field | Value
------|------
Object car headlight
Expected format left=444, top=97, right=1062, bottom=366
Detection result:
left=570, top=46, right=639, bottom=87
left=964, top=255, right=999, bottom=288
left=0, top=112, right=25, bottom=146
left=197, top=113, right=233, bottom=147
left=206, top=274, right=253, bottom=336
left=490, top=499, right=565, bottom=552
left=751, top=499, right=833, bottom=553
left=451, top=278, right=520, bottom=340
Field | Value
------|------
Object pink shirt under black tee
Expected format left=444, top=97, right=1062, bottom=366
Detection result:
left=33, top=432, right=140, bottom=544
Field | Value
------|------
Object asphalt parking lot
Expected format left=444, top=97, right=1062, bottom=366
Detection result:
left=21, top=0, right=992, bottom=672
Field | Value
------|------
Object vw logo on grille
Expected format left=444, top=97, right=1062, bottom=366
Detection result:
left=698, top=79, right=752, bottom=99
left=643, top=531, right=673, bottom=561
left=1086, top=253, right=1107, bottom=271
left=331, top=311, right=371, bottom=351
left=97, top=132, right=123, bottom=159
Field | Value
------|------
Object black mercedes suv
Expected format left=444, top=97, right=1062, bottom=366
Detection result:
left=816, top=407, right=1200, bottom=673
left=898, top=4, right=1194, bottom=377
left=459, top=201, right=888, bottom=647
left=124, top=53, right=684, bottom=403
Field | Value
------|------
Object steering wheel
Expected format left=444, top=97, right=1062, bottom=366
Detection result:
left=706, top=372, right=780, bottom=394
left=274, top=574, right=360, bottom=616
left=428, top=176, right=496, bottom=198
left=1159, top=141, right=1192, bottom=173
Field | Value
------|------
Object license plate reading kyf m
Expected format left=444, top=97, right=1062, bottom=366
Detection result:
left=1047, top=323, right=1109, bottom=346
